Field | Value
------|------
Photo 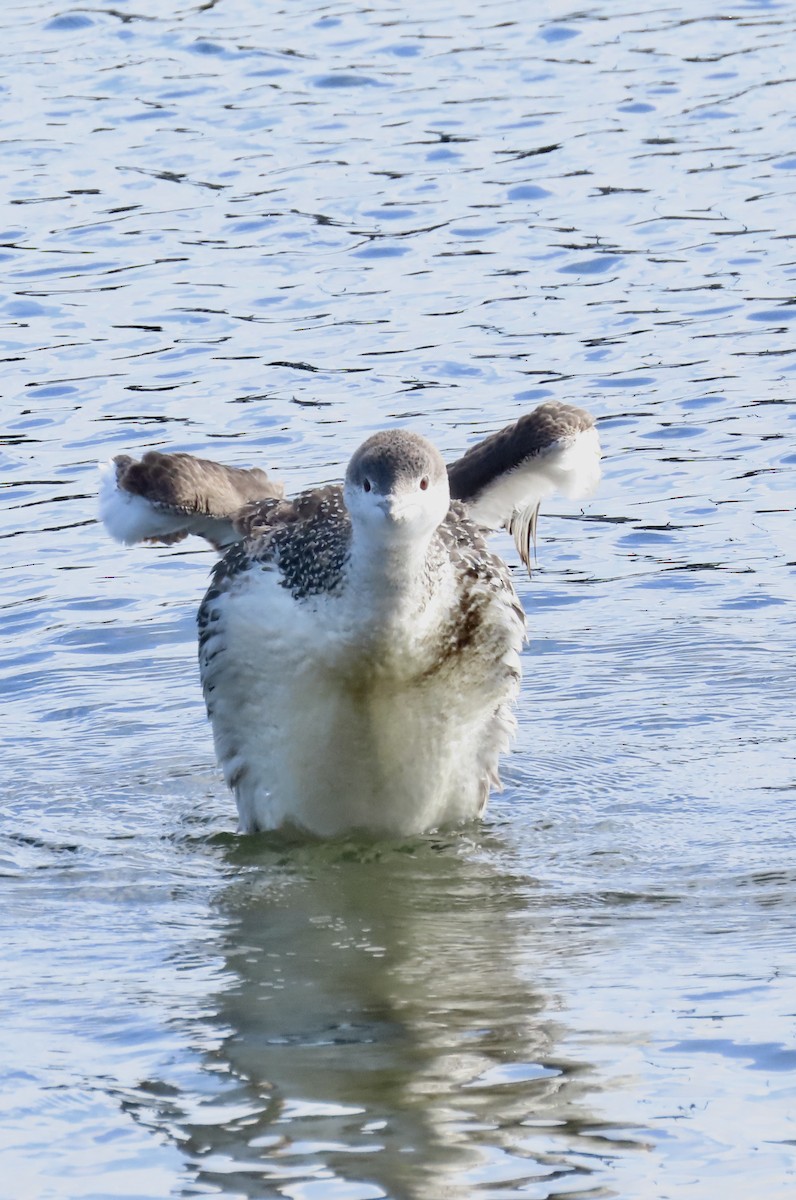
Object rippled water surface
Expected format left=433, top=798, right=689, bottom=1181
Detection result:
left=2, top=0, right=796, bottom=1196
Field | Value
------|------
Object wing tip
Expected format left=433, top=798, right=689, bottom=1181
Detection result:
left=552, top=423, right=602, bottom=500
left=97, top=457, right=190, bottom=546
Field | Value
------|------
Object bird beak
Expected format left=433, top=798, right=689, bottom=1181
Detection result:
left=376, top=495, right=405, bottom=521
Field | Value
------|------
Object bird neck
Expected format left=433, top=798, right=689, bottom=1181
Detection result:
left=347, top=522, right=436, bottom=612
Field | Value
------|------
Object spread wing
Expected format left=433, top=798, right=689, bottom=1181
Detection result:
left=99, top=450, right=283, bottom=550
left=447, top=402, right=601, bottom=570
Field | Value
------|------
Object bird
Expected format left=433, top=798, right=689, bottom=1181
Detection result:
left=99, top=402, right=600, bottom=838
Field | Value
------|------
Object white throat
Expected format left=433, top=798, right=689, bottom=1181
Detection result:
left=343, top=476, right=449, bottom=612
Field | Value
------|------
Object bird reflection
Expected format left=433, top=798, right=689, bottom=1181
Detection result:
left=122, top=833, right=623, bottom=1199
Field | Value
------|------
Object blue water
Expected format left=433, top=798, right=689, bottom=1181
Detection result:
left=1, top=1, right=795, bottom=1197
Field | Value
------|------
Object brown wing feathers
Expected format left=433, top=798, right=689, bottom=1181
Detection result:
left=114, top=451, right=282, bottom=519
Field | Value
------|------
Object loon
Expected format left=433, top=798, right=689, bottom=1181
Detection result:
left=99, top=402, right=600, bottom=837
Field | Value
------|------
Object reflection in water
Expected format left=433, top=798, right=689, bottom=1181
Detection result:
left=127, top=836, right=624, bottom=1199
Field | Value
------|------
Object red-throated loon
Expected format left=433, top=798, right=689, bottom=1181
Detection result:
left=99, top=402, right=601, bottom=837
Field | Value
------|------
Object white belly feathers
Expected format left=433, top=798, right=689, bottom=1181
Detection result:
left=199, top=555, right=523, bottom=837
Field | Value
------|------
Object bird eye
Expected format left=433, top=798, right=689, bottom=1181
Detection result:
left=419, top=476, right=429, bottom=491
left=363, top=479, right=371, bottom=493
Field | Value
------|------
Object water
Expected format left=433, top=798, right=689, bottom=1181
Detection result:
left=2, top=0, right=795, bottom=1196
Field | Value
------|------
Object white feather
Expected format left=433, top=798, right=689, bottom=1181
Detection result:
left=465, top=425, right=602, bottom=530
left=201, top=559, right=523, bottom=837
left=98, top=461, right=183, bottom=544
